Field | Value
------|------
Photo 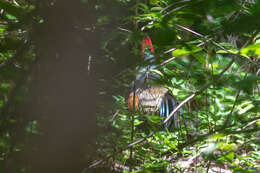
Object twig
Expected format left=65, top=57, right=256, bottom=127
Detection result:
left=162, top=124, right=260, bottom=157
left=232, top=127, right=260, bottom=134
left=160, top=0, right=191, bottom=13
left=163, top=58, right=235, bottom=124
left=157, top=56, right=176, bottom=68
left=86, top=112, right=259, bottom=171
left=176, top=24, right=204, bottom=38
left=175, top=24, right=260, bottom=63
left=239, top=118, right=260, bottom=130
left=223, top=68, right=250, bottom=127
left=163, top=4, right=188, bottom=18
left=206, top=160, right=212, bottom=173
left=110, top=110, right=119, bottom=122
left=164, top=48, right=176, bottom=54
left=175, top=24, right=235, bottom=52
left=117, top=27, right=133, bottom=33
left=163, top=93, right=195, bottom=124
left=83, top=132, right=154, bottom=172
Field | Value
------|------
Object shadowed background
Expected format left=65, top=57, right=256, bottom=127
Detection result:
left=24, top=1, right=99, bottom=172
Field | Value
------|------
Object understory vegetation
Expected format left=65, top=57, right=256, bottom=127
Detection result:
left=0, top=0, right=259, bottom=172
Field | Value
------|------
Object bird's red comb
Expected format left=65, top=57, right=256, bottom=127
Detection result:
left=142, top=36, right=154, bottom=54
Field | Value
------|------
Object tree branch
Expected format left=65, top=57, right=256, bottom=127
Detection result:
left=157, top=56, right=176, bottom=68
left=83, top=132, right=154, bottom=171
left=110, top=110, right=119, bottom=122
left=163, top=58, right=235, bottom=124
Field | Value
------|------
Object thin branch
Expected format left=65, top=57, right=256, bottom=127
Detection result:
left=86, top=113, right=259, bottom=171
left=176, top=24, right=259, bottom=59
left=117, top=27, right=133, bottom=33
left=240, top=118, right=260, bottom=130
left=83, top=132, right=154, bottom=172
left=175, top=24, right=234, bottom=52
left=157, top=56, right=176, bottom=68
left=163, top=4, right=188, bottom=18
left=163, top=125, right=260, bottom=157
left=176, top=24, right=204, bottom=38
left=231, top=127, right=260, bottom=134
left=206, top=160, right=212, bottom=173
left=160, top=0, right=191, bottom=13
left=110, top=110, right=119, bottom=122
left=163, top=93, right=195, bottom=124
left=163, top=58, right=235, bottom=124
left=164, top=48, right=176, bottom=54
left=223, top=73, right=248, bottom=128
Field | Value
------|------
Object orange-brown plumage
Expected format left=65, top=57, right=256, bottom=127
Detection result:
left=127, top=86, right=168, bottom=114
left=127, top=92, right=139, bottom=112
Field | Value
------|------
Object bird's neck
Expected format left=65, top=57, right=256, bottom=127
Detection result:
left=143, top=51, right=155, bottom=62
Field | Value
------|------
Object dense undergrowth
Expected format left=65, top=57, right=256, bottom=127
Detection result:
left=92, top=0, right=260, bottom=172
left=0, top=0, right=259, bottom=172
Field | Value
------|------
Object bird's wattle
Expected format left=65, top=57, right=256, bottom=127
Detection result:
left=142, top=36, right=154, bottom=54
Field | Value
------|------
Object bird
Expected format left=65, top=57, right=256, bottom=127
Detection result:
left=127, top=35, right=182, bottom=129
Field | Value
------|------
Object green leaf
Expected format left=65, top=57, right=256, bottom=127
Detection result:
left=26, top=120, right=39, bottom=134
left=172, top=46, right=202, bottom=57
left=217, top=49, right=239, bottom=54
left=218, top=143, right=237, bottom=151
left=144, top=114, right=162, bottom=124
left=1, top=83, right=10, bottom=89
left=224, top=152, right=235, bottom=162
left=151, top=7, right=163, bottom=11
left=240, top=43, right=260, bottom=58
left=193, top=53, right=206, bottom=65
left=6, top=14, right=17, bottom=20
left=212, top=133, right=225, bottom=140
left=150, top=0, right=160, bottom=5
left=150, top=69, right=164, bottom=78
left=219, top=42, right=234, bottom=47
left=134, top=120, right=144, bottom=126
left=0, top=1, right=25, bottom=20
left=139, top=3, right=149, bottom=12
left=237, top=102, right=254, bottom=115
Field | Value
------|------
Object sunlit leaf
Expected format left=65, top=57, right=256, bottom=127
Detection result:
left=237, top=101, right=254, bottom=115
left=172, top=46, right=202, bottom=57
left=193, top=53, right=206, bottom=65
left=223, top=152, right=235, bottom=162
left=212, top=133, right=225, bottom=140
left=217, top=49, right=239, bottom=54
left=218, top=143, right=237, bottom=151
left=240, top=43, right=260, bottom=59
left=151, top=7, right=163, bottom=11
left=134, top=120, right=144, bottom=126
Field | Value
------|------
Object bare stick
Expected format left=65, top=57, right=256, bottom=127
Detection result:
left=110, top=110, right=119, bottom=122
left=117, top=27, right=133, bottom=33
left=158, top=56, right=176, bottom=68
left=84, top=132, right=153, bottom=172
left=160, top=0, right=191, bottom=13
left=163, top=4, right=188, bottom=17
left=163, top=58, right=235, bottom=124
left=164, top=48, right=176, bottom=54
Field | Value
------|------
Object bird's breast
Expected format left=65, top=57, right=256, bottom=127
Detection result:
left=127, top=86, right=168, bottom=114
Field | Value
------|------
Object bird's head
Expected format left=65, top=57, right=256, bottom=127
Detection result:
left=141, top=36, right=155, bottom=62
